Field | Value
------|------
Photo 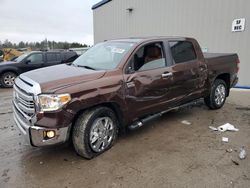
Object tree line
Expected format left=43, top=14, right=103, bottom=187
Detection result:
left=0, top=39, right=89, bottom=50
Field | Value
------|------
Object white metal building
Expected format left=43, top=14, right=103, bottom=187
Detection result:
left=92, top=0, right=250, bottom=87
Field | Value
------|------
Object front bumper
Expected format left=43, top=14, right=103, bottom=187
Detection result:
left=13, top=104, right=70, bottom=147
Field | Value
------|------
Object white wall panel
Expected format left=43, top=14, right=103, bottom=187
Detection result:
left=93, top=0, right=250, bottom=85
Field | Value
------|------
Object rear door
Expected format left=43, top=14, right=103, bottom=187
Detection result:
left=45, top=52, right=62, bottom=67
left=167, top=40, right=202, bottom=103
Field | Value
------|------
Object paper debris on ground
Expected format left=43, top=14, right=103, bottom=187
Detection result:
left=222, top=137, right=229, bottom=143
left=209, top=123, right=239, bottom=132
left=181, top=120, right=191, bottom=125
left=217, top=123, right=239, bottom=132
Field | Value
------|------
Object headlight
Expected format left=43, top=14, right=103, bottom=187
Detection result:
left=38, top=94, right=71, bottom=112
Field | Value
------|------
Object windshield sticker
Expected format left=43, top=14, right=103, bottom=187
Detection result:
left=111, top=48, right=125, bottom=54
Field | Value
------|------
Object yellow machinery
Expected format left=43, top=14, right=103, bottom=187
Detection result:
left=0, top=49, right=3, bottom=62
left=0, top=47, right=31, bottom=62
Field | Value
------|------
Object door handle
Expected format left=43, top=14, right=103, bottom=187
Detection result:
left=162, top=72, right=173, bottom=78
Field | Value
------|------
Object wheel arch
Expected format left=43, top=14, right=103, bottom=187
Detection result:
left=214, top=73, right=230, bottom=97
left=0, top=68, right=19, bottom=76
left=69, top=102, right=125, bottom=139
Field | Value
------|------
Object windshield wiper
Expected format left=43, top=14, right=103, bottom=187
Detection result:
left=74, top=64, right=96, bottom=70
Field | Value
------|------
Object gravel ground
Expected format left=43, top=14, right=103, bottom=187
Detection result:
left=0, top=88, right=249, bottom=188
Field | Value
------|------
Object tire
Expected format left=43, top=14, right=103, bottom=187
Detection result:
left=72, top=107, right=119, bottom=159
left=0, top=72, right=17, bottom=88
left=204, top=79, right=227, bottom=109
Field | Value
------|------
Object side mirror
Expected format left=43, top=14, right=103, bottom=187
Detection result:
left=25, top=59, right=31, bottom=64
left=127, top=66, right=135, bottom=74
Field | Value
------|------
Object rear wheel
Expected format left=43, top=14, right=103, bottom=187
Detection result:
left=204, top=79, right=227, bottom=109
left=72, top=107, right=118, bottom=159
left=0, top=72, right=17, bottom=88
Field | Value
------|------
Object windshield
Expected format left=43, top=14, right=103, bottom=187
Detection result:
left=72, top=41, right=135, bottom=70
left=13, top=53, right=30, bottom=63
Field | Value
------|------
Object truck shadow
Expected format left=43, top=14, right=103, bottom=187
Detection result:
left=120, top=100, right=206, bottom=140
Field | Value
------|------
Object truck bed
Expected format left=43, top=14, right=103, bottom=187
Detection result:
left=204, top=53, right=238, bottom=66
left=203, top=52, right=238, bottom=87
left=203, top=53, right=236, bottom=60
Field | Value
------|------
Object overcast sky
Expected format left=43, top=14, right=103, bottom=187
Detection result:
left=0, top=0, right=100, bottom=45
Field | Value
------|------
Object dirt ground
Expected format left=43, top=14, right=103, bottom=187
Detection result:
left=0, top=88, right=249, bottom=188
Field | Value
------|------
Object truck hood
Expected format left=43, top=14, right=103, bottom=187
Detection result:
left=22, top=64, right=106, bottom=93
left=0, top=61, right=17, bottom=66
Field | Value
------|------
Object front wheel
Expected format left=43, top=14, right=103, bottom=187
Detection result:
left=204, top=79, right=227, bottom=109
left=72, top=107, right=118, bottom=159
left=0, top=72, right=17, bottom=88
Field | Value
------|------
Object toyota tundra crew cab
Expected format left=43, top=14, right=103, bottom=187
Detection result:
left=13, top=37, right=239, bottom=159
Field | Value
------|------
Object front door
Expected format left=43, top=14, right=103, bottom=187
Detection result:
left=21, top=53, right=44, bottom=73
left=124, top=41, right=177, bottom=120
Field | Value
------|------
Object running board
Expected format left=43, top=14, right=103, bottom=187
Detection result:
left=128, top=100, right=200, bottom=130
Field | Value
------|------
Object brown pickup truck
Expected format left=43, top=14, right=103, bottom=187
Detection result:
left=13, top=37, right=239, bottom=159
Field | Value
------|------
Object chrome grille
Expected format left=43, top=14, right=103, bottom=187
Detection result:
left=13, top=75, right=41, bottom=140
left=13, top=84, right=35, bottom=119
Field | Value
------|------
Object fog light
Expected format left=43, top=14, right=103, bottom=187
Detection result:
left=46, top=130, right=55, bottom=138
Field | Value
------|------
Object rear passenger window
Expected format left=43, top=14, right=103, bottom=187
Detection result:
left=47, top=53, right=60, bottom=62
left=56, top=53, right=62, bottom=61
left=169, top=41, right=196, bottom=64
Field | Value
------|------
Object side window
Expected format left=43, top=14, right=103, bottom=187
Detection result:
left=46, top=53, right=59, bottom=62
left=27, top=53, right=43, bottom=64
left=169, top=41, right=196, bottom=64
left=130, top=42, right=166, bottom=72
left=56, top=53, right=62, bottom=61
left=63, top=52, right=78, bottom=62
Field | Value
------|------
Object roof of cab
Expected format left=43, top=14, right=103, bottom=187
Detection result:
left=108, top=36, right=187, bottom=43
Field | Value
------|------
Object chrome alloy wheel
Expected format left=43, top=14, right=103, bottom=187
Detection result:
left=89, top=117, right=114, bottom=152
left=4, top=74, right=16, bottom=86
left=214, top=84, right=226, bottom=106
